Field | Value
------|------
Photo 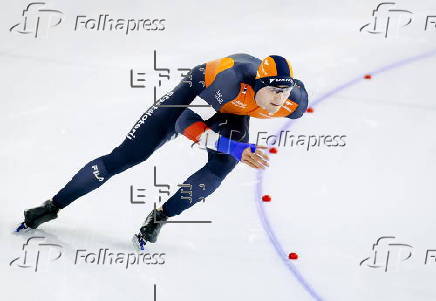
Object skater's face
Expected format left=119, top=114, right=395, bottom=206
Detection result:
left=254, top=85, right=293, bottom=114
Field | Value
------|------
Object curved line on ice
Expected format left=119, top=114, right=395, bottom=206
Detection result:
left=255, top=48, right=436, bottom=301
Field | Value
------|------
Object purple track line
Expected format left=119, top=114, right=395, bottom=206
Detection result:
left=255, top=47, right=436, bottom=301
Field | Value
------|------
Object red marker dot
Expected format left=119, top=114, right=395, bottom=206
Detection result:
left=262, top=195, right=271, bottom=202
left=288, top=252, right=298, bottom=260
left=364, top=74, right=372, bottom=79
left=306, top=107, right=314, bottom=113
left=269, top=147, right=278, bottom=154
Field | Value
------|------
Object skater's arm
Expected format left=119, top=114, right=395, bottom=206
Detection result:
left=215, top=134, right=270, bottom=169
left=176, top=110, right=269, bottom=169
left=186, top=123, right=269, bottom=168
left=197, top=128, right=269, bottom=169
left=175, top=109, right=211, bottom=144
left=198, top=63, right=241, bottom=111
left=286, top=79, right=309, bottom=119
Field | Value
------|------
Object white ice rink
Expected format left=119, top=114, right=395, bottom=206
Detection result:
left=2, top=1, right=436, bottom=300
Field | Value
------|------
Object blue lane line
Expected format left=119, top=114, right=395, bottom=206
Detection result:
left=255, top=48, right=436, bottom=301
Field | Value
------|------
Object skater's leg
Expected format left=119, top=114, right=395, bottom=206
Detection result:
left=22, top=121, right=181, bottom=230
left=161, top=151, right=238, bottom=217
left=133, top=149, right=240, bottom=247
left=161, top=113, right=250, bottom=217
left=51, top=131, right=176, bottom=209
left=51, top=65, right=206, bottom=209
left=133, top=113, right=249, bottom=245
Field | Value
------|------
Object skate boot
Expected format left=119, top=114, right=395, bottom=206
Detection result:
left=16, top=199, right=60, bottom=232
left=132, top=208, right=168, bottom=250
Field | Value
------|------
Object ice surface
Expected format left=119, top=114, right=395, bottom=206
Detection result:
left=1, top=0, right=436, bottom=300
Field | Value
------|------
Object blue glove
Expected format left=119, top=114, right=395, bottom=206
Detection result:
left=216, top=136, right=256, bottom=161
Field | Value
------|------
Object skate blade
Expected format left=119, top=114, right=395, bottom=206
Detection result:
left=132, top=234, right=147, bottom=251
left=15, top=222, right=30, bottom=233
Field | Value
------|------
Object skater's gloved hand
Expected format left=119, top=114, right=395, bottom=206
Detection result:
left=241, top=145, right=270, bottom=169
left=216, top=136, right=269, bottom=169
